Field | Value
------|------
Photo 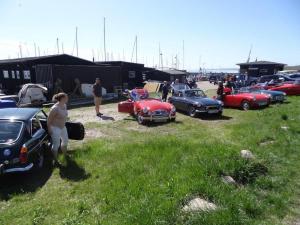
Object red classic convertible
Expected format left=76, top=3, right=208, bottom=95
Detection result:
left=221, top=88, right=271, bottom=110
left=268, top=80, right=300, bottom=95
left=118, top=88, right=176, bottom=125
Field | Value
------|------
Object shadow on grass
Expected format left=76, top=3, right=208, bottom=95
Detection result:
left=58, top=156, right=90, bottom=182
left=100, top=115, right=115, bottom=121
left=0, top=162, right=53, bottom=201
left=199, top=115, right=233, bottom=121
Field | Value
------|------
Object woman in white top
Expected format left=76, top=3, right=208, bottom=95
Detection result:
left=47, top=92, right=69, bottom=163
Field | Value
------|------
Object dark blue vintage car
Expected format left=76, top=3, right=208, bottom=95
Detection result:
left=0, top=108, right=85, bottom=175
left=239, top=86, right=286, bottom=103
left=168, top=89, right=223, bottom=117
left=0, top=100, right=17, bottom=108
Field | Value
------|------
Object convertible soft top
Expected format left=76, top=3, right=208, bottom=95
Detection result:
left=0, top=108, right=40, bottom=121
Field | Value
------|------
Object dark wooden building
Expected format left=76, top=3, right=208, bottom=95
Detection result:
left=143, top=68, right=188, bottom=82
left=0, top=54, right=122, bottom=95
left=237, top=61, right=286, bottom=77
left=95, top=61, right=146, bottom=89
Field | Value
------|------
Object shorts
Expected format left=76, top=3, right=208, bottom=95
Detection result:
left=94, top=97, right=102, bottom=105
left=50, top=126, right=69, bottom=152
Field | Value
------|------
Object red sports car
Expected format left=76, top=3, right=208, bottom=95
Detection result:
left=221, top=88, right=270, bottom=110
left=268, top=80, right=300, bottom=95
left=118, top=88, right=176, bottom=125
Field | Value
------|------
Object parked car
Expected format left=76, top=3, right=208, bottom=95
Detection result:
left=268, top=80, right=300, bottom=95
left=288, top=73, right=300, bottom=80
left=168, top=89, right=223, bottom=117
left=259, top=74, right=295, bottom=83
left=118, top=88, right=176, bottom=125
left=221, top=88, right=270, bottom=110
left=0, top=108, right=85, bottom=175
left=0, top=100, right=17, bottom=108
left=239, top=86, right=286, bottom=103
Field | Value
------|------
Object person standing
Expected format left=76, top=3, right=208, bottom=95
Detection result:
left=162, top=81, right=169, bottom=102
left=47, top=92, right=69, bottom=164
left=93, top=78, right=103, bottom=117
left=217, top=82, right=224, bottom=100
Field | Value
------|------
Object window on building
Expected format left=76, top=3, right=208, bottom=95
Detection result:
left=3, top=70, right=9, bottom=79
left=16, top=70, right=20, bottom=79
left=23, top=70, right=31, bottom=80
left=128, top=71, right=136, bottom=78
left=11, top=71, right=15, bottom=79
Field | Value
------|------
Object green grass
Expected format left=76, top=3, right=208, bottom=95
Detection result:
left=1, top=97, right=300, bottom=225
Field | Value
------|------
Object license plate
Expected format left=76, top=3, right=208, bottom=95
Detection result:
left=208, top=110, right=219, bottom=114
left=259, top=102, right=267, bottom=106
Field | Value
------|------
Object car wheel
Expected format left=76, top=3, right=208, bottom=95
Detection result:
left=170, top=118, right=176, bottom=122
left=34, top=151, right=45, bottom=169
left=188, top=106, right=197, bottom=117
left=241, top=100, right=250, bottom=111
left=217, top=111, right=222, bottom=117
left=137, top=113, right=147, bottom=125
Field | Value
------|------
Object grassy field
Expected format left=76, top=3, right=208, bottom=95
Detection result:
left=0, top=96, right=300, bottom=225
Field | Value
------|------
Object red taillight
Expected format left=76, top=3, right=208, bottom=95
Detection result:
left=19, top=146, right=28, bottom=164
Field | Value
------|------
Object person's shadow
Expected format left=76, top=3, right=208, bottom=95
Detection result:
left=58, top=156, right=90, bottom=182
left=100, top=115, right=115, bottom=121
left=0, top=162, right=53, bottom=201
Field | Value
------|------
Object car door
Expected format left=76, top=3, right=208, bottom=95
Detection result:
left=118, top=100, right=134, bottom=114
left=223, top=94, right=238, bottom=107
left=169, top=93, right=180, bottom=108
left=174, top=91, right=186, bottom=110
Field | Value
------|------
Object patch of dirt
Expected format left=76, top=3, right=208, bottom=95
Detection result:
left=68, top=103, right=128, bottom=125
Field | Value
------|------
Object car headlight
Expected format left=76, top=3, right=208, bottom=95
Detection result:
left=217, top=100, right=224, bottom=106
left=283, top=93, right=286, bottom=96
left=171, top=106, right=176, bottom=112
left=142, top=107, right=149, bottom=114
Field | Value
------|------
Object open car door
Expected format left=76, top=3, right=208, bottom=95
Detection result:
left=65, top=122, right=85, bottom=140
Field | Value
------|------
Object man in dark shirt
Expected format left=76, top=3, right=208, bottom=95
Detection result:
left=217, top=81, right=224, bottom=100
left=93, top=78, right=103, bottom=117
left=162, top=81, right=169, bottom=102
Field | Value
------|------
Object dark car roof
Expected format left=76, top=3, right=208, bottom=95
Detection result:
left=0, top=108, right=40, bottom=121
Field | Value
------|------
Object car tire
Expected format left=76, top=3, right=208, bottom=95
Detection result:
left=188, top=106, right=197, bottom=117
left=34, top=151, right=45, bottom=170
left=137, top=113, right=147, bottom=125
left=217, top=111, right=222, bottom=117
left=241, top=100, right=250, bottom=111
left=170, top=118, right=176, bottom=122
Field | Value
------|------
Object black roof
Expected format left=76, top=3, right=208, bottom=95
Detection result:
left=0, top=54, right=96, bottom=66
left=0, top=108, right=40, bottom=121
left=95, top=61, right=144, bottom=67
left=237, top=61, right=286, bottom=66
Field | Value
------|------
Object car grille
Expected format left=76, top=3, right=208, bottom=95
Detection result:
left=273, top=95, right=283, bottom=101
left=152, top=110, right=169, bottom=117
left=206, top=105, right=220, bottom=110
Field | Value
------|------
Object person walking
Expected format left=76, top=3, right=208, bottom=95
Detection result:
left=162, top=81, right=169, bottom=102
left=47, top=92, right=69, bottom=164
left=93, top=78, right=103, bottom=117
left=217, top=82, right=224, bottom=100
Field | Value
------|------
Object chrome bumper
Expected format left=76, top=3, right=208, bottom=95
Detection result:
left=141, top=115, right=176, bottom=122
left=0, top=163, right=34, bottom=174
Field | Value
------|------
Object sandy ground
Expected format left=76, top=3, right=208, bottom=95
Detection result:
left=196, top=81, right=217, bottom=91
left=68, top=103, right=127, bottom=125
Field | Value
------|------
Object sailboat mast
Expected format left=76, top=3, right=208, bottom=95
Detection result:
left=75, top=27, right=79, bottom=57
left=182, top=40, right=185, bottom=70
left=56, top=38, right=59, bottom=54
left=135, top=35, right=137, bottom=63
left=103, top=17, right=107, bottom=61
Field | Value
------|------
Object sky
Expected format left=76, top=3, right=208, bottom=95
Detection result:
left=0, top=0, right=299, bottom=71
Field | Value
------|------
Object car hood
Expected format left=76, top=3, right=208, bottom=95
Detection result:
left=186, top=97, right=220, bottom=106
left=136, top=99, right=173, bottom=111
left=235, top=93, right=269, bottom=100
left=260, top=90, right=285, bottom=96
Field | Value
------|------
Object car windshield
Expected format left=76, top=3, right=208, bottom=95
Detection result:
left=0, top=121, right=23, bottom=144
left=185, top=90, right=206, bottom=97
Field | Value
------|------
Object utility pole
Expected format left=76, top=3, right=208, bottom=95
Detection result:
left=103, top=17, right=107, bottom=61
